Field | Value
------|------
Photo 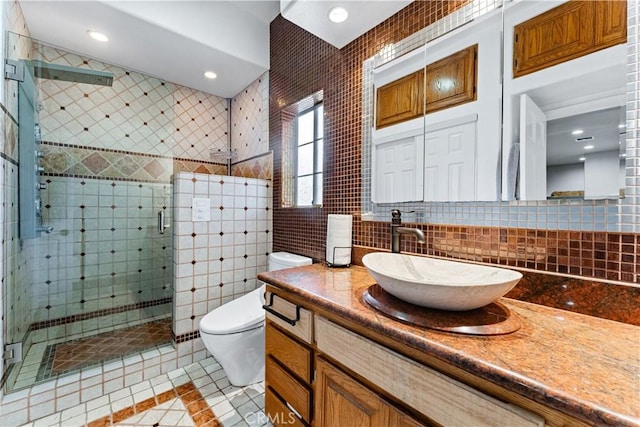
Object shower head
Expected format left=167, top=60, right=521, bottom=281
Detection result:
left=28, top=60, right=114, bottom=87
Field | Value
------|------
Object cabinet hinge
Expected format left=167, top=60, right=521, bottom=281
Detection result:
left=3, top=342, right=23, bottom=364
left=4, top=59, right=24, bottom=82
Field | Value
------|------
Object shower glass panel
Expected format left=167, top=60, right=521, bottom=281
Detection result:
left=4, top=32, right=174, bottom=391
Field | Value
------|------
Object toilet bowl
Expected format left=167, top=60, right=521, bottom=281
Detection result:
left=199, top=252, right=312, bottom=386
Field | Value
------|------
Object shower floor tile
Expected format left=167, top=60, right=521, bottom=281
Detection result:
left=36, top=319, right=172, bottom=381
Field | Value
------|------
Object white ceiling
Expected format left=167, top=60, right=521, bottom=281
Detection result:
left=19, top=0, right=411, bottom=98
left=281, top=0, right=412, bottom=49
left=547, top=107, right=626, bottom=166
left=20, top=1, right=279, bottom=98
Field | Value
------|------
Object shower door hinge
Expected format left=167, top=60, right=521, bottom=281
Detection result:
left=3, top=342, right=23, bottom=364
left=4, top=59, right=24, bottom=82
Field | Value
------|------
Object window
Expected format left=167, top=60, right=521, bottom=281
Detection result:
left=294, top=103, right=323, bottom=206
left=281, top=91, right=324, bottom=208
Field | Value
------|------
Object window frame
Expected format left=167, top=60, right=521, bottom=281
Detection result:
left=293, top=102, right=323, bottom=207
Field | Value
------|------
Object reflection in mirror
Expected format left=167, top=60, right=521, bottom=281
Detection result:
left=502, top=0, right=627, bottom=201
left=362, top=0, right=635, bottom=232
left=368, top=1, right=502, bottom=206
left=546, top=107, right=626, bottom=200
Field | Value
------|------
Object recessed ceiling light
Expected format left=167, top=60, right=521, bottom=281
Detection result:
left=579, top=157, right=586, bottom=161
left=584, top=145, right=594, bottom=150
left=204, top=71, right=217, bottom=79
left=328, top=6, right=349, bottom=23
left=571, top=129, right=584, bottom=135
left=88, top=30, right=109, bottom=42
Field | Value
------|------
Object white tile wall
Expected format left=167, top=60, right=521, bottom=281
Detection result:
left=172, top=173, right=272, bottom=337
left=33, top=41, right=229, bottom=163
left=231, top=72, right=269, bottom=162
left=28, top=178, right=173, bottom=324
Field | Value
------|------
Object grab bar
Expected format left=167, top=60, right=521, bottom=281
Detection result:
left=158, top=210, right=170, bottom=234
left=262, top=293, right=301, bottom=326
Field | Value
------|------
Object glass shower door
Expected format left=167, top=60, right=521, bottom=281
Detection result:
left=4, top=32, right=175, bottom=391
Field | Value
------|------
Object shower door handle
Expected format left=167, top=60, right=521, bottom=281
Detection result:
left=158, top=210, right=170, bottom=234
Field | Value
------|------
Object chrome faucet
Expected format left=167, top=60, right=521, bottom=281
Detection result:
left=390, top=209, right=425, bottom=253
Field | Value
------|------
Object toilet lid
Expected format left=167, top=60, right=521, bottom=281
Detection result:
left=199, top=286, right=265, bottom=334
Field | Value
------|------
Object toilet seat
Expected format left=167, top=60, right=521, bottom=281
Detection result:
left=199, top=287, right=265, bottom=335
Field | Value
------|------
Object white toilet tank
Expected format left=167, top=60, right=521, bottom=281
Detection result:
left=269, top=252, right=312, bottom=271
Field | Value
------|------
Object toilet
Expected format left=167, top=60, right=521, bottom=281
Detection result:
left=199, top=252, right=312, bottom=386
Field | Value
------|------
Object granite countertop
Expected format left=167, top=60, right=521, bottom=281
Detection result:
left=258, top=264, right=640, bottom=427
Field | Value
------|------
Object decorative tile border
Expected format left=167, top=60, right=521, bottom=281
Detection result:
left=41, top=141, right=228, bottom=183
left=30, top=298, right=172, bottom=330
left=230, top=152, right=273, bottom=180
left=41, top=142, right=173, bottom=183
left=86, top=380, right=219, bottom=427
left=174, top=158, right=228, bottom=176
left=173, top=330, right=200, bottom=344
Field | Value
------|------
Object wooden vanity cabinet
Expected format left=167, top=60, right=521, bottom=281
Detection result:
left=264, top=287, right=563, bottom=427
left=513, top=0, right=627, bottom=78
left=315, top=356, right=428, bottom=427
left=264, top=290, right=314, bottom=426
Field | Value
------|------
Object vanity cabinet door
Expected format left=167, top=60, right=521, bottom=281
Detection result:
left=315, top=357, right=428, bottom=427
left=376, top=70, right=424, bottom=129
left=315, top=357, right=391, bottom=427
left=513, top=0, right=626, bottom=78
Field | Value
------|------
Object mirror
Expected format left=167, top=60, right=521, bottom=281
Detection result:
left=369, top=5, right=502, bottom=204
left=502, top=0, right=627, bottom=201
left=361, top=0, right=634, bottom=230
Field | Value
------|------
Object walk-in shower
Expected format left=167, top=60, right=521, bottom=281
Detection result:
left=3, top=32, right=175, bottom=391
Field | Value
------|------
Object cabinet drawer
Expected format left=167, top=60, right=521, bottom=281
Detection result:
left=265, top=386, right=306, bottom=427
left=264, top=291, right=313, bottom=343
left=266, top=322, right=312, bottom=382
left=315, top=317, right=545, bottom=427
left=266, top=356, right=312, bottom=423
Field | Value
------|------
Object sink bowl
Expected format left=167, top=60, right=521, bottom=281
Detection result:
left=362, top=253, right=522, bottom=311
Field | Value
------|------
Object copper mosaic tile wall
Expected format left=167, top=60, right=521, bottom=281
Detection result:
left=270, top=2, right=640, bottom=285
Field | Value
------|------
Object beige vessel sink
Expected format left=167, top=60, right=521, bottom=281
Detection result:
left=362, top=253, right=522, bottom=311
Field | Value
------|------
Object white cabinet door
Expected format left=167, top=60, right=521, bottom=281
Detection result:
left=372, top=136, right=424, bottom=203
left=519, top=93, right=547, bottom=200
left=424, top=121, right=476, bottom=201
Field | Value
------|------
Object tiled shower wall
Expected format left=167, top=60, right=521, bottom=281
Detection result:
left=172, top=173, right=272, bottom=342
left=22, top=39, right=232, bottom=334
left=1, top=0, right=32, bottom=386
left=270, top=1, right=640, bottom=284
left=230, top=71, right=272, bottom=180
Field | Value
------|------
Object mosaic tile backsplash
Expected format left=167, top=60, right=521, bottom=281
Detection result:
left=270, top=1, right=640, bottom=284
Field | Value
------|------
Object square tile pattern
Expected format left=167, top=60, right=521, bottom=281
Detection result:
left=14, top=357, right=267, bottom=427
left=173, top=173, right=272, bottom=340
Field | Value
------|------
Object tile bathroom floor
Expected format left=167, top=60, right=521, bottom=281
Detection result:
left=11, top=314, right=172, bottom=390
left=20, top=357, right=268, bottom=427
